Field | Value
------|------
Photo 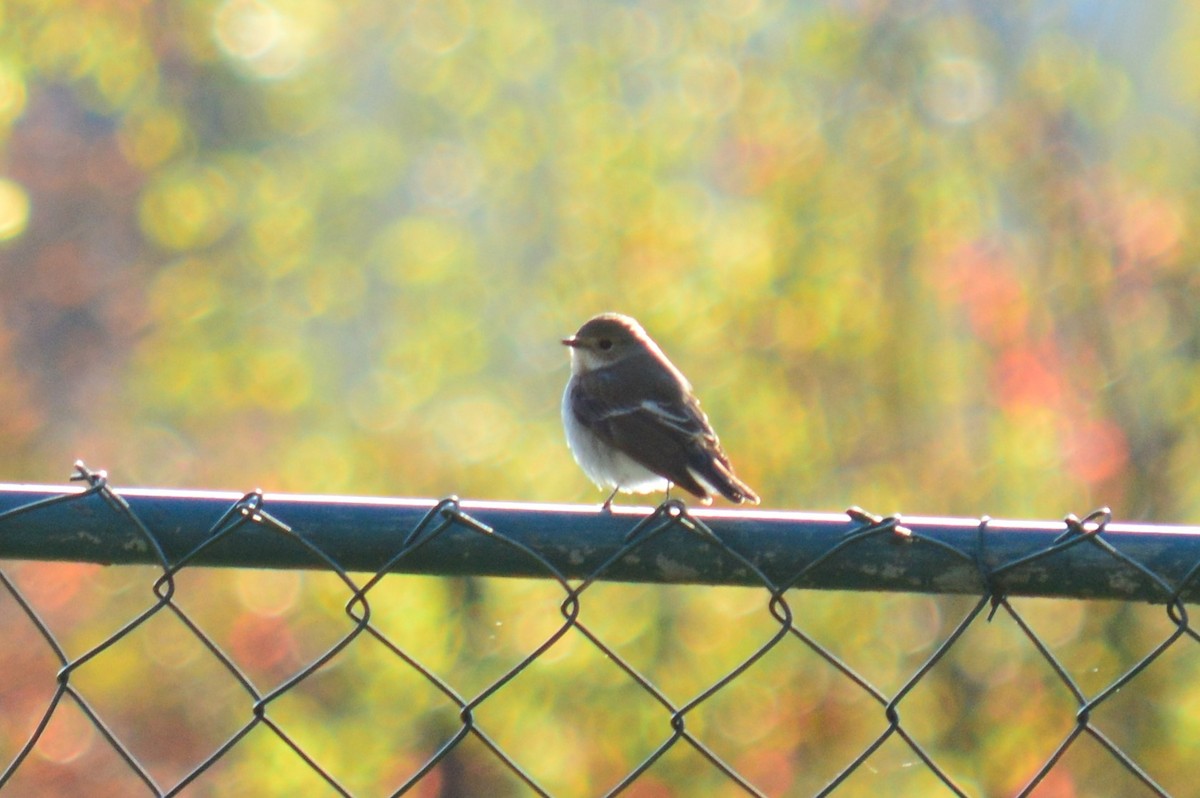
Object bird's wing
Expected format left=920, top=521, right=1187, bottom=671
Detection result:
left=570, top=371, right=730, bottom=501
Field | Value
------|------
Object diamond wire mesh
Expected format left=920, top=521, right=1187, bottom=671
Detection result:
left=0, top=462, right=1198, bottom=797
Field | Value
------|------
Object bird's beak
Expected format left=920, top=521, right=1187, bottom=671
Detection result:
left=562, top=335, right=581, bottom=347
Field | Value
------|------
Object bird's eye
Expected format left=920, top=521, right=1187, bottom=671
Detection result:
left=598, top=338, right=613, bottom=351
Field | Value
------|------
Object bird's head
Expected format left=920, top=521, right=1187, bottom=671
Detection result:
left=562, top=313, right=653, bottom=373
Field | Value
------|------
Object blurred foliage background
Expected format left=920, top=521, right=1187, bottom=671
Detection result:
left=2, top=0, right=1200, bottom=795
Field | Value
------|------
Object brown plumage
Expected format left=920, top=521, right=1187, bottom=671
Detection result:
left=562, top=313, right=759, bottom=508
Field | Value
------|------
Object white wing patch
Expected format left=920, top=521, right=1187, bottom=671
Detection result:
left=638, top=400, right=703, bottom=435
left=591, top=398, right=699, bottom=433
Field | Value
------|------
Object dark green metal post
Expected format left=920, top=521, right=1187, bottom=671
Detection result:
left=1, top=483, right=1198, bottom=602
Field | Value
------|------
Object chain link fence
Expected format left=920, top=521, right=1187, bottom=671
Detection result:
left=1, top=461, right=1198, bottom=797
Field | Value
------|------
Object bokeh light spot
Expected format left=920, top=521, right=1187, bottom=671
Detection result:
left=119, top=106, right=185, bottom=170
left=10, top=562, right=98, bottom=611
left=34, top=705, right=95, bottom=765
left=0, top=178, right=31, bottom=241
left=378, top=214, right=473, bottom=284
left=937, top=242, right=1029, bottom=346
left=922, top=57, right=996, bottom=124
left=148, top=257, right=221, bottom=324
left=0, top=62, right=28, bottom=124
left=139, top=165, right=236, bottom=251
left=995, top=347, right=1065, bottom=411
left=215, top=0, right=284, bottom=60
left=678, top=55, right=742, bottom=118
left=93, top=40, right=153, bottom=110
left=250, top=204, right=314, bottom=277
left=707, top=204, right=776, bottom=293
left=408, top=0, right=473, bottom=55
left=213, top=0, right=325, bottom=78
left=229, top=612, right=296, bottom=672
left=1063, top=418, right=1128, bottom=485
left=244, top=347, right=313, bottom=411
left=1117, top=192, right=1184, bottom=265
left=303, top=257, right=367, bottom=319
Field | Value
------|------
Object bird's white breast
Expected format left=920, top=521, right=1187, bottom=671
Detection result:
left=561, top=377, right=668, bottom=494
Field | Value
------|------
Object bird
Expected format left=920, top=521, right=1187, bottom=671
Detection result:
left=561, top=312, right=760, bottom=510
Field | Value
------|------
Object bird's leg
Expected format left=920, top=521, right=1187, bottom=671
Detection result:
left=601, top=486, right=619, bottom=512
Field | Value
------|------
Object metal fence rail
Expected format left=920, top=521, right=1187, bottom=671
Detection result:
left=1, top=461, right=1198, bottom=797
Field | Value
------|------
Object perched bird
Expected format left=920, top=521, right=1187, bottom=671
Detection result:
left=561, top=312, right=760, bottom=510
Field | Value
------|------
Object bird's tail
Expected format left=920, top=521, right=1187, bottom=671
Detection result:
left=688, top=454, right=760, bottom=505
